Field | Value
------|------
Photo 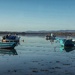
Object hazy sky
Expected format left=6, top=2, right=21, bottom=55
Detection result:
left=0, top=0, right=75, bottom=31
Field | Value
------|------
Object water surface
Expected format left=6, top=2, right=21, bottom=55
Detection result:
left=0, top=36, right=75, bottom=75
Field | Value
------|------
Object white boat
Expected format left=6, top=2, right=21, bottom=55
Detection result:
left=2, top=34, right=20, bottom=44
left=46, top=34, right=56, bottom=40
left=0, top=42, right=17, bottom=49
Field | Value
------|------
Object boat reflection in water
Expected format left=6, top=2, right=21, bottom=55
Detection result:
left=50, top=39, right=55, bottom=44
left=46, top=36, right=55, bottom=44
left=0, top=49, right=18, bottom=55
left=60, top=46, right=75, bottom=52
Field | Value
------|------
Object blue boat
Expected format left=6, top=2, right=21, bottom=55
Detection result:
left=0, top=42, right=17, bottom=49
left=2, top=34, right=20, bottom=44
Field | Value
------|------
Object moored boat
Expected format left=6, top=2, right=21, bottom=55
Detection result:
left=46, top=33, right=56, bottom=40
left=2, top=34, right=20, bottom=44
left=64, top=39, right=74, bottom=47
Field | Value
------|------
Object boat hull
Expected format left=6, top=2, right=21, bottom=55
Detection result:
left=64, top=40, right=74, bottom=47
left=0, top=42, right=16, bottom=49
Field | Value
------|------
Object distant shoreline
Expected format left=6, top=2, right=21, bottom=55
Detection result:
left=0, top=31, right=75, bottom=36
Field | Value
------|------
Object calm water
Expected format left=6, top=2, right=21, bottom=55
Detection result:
left=0, top=36, right=75, bottom=75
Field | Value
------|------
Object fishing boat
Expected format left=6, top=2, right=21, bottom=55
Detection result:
left=2, top=34, right=20, bottom=44
left=0, top=34, right=20, bottom=49
left=0, top=42, right=17, bottom=49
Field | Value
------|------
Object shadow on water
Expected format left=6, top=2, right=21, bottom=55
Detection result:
left=64, top=46, right=75, bottom=52
left=60, top=46, right=75, bottom=52
left=0, top=49, right=18, bottom=55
